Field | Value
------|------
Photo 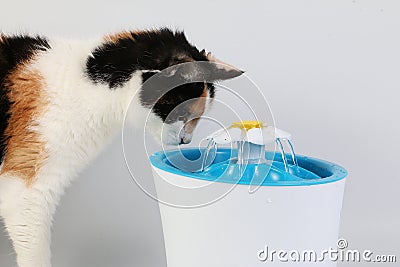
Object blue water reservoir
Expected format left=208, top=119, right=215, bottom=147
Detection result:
left=150, top=148, right=347, bottom=187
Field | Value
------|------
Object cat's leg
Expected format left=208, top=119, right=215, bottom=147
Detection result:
left=0, top=175, right=61, bottom=267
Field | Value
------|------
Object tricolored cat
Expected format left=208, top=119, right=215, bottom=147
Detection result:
left=0, top=28, right=243, bottom=267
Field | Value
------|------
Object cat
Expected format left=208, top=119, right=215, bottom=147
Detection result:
left=0, top=28, right=243, bottom=267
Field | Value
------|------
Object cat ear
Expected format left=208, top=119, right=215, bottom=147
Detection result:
left=161, top=63, right=200, bottom=81
left=160, top=52, right=244, bottom=82
left=206, top=52, right=244, bottom=81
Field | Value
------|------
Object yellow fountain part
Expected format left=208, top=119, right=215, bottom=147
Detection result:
left=231, top=120, right=265, bottom=131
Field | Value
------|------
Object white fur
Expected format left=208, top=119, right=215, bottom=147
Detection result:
left=0, top=38, right=153, bottom=267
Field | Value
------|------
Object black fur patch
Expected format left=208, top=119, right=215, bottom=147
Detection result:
left=86, top=28, right=209, bottom=88
left=0, top=34, right=50, bottom=163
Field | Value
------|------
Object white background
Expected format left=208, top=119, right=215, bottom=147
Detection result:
left=0, top=0, right=399, bottom=266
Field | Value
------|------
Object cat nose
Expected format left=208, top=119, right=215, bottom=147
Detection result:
left=178, top=126, right=192, bottom=145
left=179, top=136, right=191, bottom=145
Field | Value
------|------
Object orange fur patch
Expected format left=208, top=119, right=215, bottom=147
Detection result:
left=0, top=65, right=48, bottom=186
left=185, top=85, right=208, bottom=134
left=104, top=30, right=166, bottom=44
left=0, top=33, right=5, bottom=44
left=104, top=31, right=136, bottom=43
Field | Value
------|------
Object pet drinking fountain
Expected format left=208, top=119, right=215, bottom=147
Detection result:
left=150, top=121, right=347, bottom=266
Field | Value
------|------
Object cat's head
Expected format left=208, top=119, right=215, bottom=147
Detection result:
left=88, top=29, right=243, bottom=145
left=135, top=30, right=243, bottom=145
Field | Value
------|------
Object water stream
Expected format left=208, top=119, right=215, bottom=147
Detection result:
left=276, top=138, right=289, bottom=172
left=286, top=139, right=299, bottom=168
left=199, top=138, right=217, bottom=172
